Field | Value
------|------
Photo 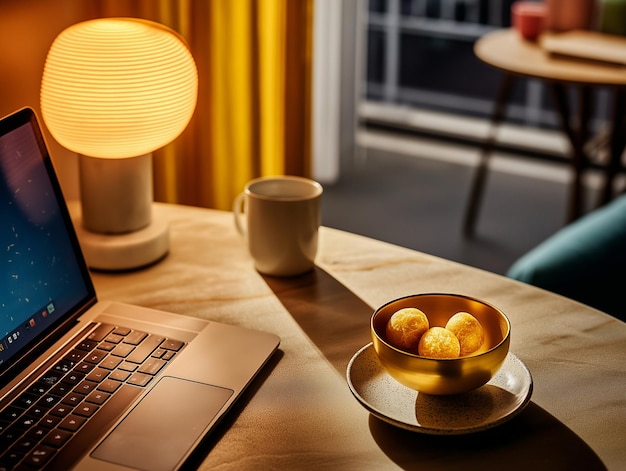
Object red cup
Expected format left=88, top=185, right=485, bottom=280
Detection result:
left=512, top=2, right=547, bottom=41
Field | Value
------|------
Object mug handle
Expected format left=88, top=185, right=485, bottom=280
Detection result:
left=233, top=192, right=246, bottom=236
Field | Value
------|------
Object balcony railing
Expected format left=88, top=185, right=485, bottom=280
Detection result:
left=364, top=0, right=610, bottom=131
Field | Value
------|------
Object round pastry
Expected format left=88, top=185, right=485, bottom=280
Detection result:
left=445, top=311, right=484, bottom=355
left=385, top=308, right=429, bottom=353
left=418, top=327, right=461, bottom=358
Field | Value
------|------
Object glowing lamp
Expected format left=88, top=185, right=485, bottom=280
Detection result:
left=41, top=18, right=198, bottom=270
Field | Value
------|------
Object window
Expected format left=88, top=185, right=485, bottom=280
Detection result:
left=364, top=0, right=610, bottom=130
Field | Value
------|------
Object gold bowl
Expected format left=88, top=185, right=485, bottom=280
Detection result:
left=371, top=293, right=510, bottom=395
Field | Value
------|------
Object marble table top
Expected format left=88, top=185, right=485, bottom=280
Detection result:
left=91, top=203, right=625, bottom=470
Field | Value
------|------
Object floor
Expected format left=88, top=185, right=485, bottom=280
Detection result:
left=320, top=129, right=602, bottom=276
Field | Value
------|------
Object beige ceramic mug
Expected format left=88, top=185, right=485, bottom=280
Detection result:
left=234, top=176, right=323, bottom=277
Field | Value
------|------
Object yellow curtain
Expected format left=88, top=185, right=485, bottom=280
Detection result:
left=83, top=0, right=313, bottom=210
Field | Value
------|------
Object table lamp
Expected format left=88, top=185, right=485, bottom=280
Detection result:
left=40, top=18, right=198, bottom=271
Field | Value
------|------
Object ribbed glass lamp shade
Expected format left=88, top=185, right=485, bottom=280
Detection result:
left=40, top=18, right=197, bottom=159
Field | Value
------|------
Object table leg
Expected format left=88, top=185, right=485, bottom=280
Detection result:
left=463, top=72, right=515, bottom=236
left=549, top=83, right=591, bottom=222
left=601, top=87, right=626, bottom=205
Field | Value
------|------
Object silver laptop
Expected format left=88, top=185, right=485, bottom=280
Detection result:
left=0, top=108, right=280, bottom=470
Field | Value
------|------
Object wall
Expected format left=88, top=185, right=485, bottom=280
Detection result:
left=0, top=0, right=91, bottom=199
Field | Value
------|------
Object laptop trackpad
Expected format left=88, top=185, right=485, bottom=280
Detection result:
left=92, top=376, right=234, bottom=471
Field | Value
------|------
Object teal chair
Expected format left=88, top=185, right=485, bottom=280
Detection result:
left=507, top=193, right=626, bottom=322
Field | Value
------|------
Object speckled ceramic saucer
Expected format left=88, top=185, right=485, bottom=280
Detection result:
left=346, top=343, right=533, bottom=435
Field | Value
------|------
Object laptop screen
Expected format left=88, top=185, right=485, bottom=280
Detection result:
left=0, top=108, right=95, bottom=376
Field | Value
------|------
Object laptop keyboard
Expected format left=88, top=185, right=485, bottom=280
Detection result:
left=0, top=322, right=185, bottom=470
